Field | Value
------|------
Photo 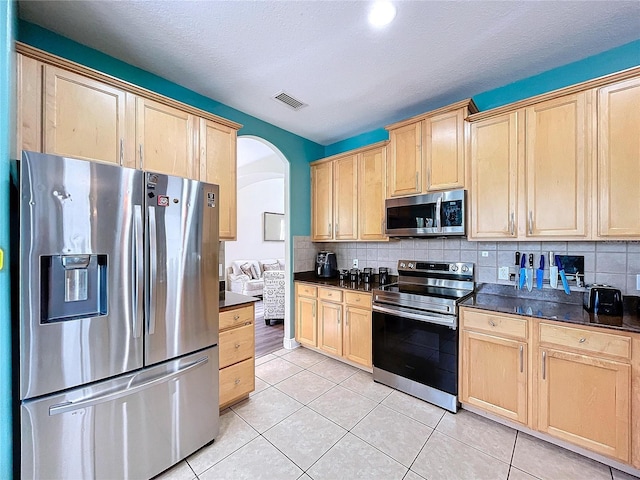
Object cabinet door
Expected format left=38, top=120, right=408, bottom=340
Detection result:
left=311, top=162, right=334, bottom=241
left=137, top=97, right=198, bottom=179
left=200, top=119, right=237, bottom=240
left=469, top=112, right=519, bottom=239
left=597, top=77, right=640, bottom=238
left=16, top=53, right=42, bottom=155
left=424, top=108, right=465, bottom=191
left=525, top=93, right=589, bottom=237
left=388, top=121, right=422, bottom=197
left=295, top=296, right=317, bottom=347
left=318, top=301, right=342, bottom=356
left=334, top=154, right=358, bottom=240
left=344, top=306, right=372, bottom=367
left=43, top=65, right=129, bottom=166
left=461, top=330, right=528, bottom=424
left=538, top=348, right=630, bottom=462
left=358, top=147, right=387, bottom=240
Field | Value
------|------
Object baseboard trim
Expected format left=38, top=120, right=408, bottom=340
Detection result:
left=283, top=337, right=299, bottom=350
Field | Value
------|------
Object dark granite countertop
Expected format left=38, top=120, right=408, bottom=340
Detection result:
left=461, top=284, right=640, bottom=334
left=219, top=291, right=259, bottom=310
left=294, top=271, right=396, bottom=293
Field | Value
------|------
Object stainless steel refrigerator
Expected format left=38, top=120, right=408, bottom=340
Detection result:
left=13, top=151, right=220, bottom=479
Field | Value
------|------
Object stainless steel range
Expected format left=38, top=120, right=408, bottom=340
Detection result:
left=372, top=260, right=475, bottom=412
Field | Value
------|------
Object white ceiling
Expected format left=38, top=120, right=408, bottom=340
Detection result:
left=18, top=1, right=640, bottom=146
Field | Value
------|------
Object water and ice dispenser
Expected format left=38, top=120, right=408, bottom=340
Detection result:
left=40, top=254, right=108, bottom=323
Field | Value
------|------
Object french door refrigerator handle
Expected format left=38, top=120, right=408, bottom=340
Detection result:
left=148, top=206, right=158, bottom=335
left=48, top=356, right=209, bottom=416
left=133, top=205, right=144, bottom=338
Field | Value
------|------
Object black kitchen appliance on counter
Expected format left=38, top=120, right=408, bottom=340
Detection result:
left=315, top=251, right=338, bottom=278
left=584, top=285, right=623, bottom=315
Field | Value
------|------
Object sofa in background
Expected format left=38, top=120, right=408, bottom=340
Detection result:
left=226, top=258, right=285, bottom=298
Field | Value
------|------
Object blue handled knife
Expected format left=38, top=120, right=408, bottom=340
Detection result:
left=555, top=255, right=571, bottom=294
left=518, top=253, right=527, bottom=290
left=536, top=255, right=545, bottom=289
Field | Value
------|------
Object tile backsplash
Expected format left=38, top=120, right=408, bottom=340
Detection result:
left=293, top=236, right=640, bottom=295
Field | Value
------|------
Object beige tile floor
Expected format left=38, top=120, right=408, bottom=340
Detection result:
left=157, top=347, right=639, bottom=480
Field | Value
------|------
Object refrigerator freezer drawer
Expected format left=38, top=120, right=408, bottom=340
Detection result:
left=21, top=346, right=219, bottom=480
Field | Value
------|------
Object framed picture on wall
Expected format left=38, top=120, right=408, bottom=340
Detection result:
left=263, top=212, right=285, bottom=241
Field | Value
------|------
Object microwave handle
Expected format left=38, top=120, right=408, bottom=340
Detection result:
left=435, top=196, right=442, bottom=232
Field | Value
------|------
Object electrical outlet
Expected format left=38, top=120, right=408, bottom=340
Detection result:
left=481, top=251, right=489, bottom=257
left=498, top=266, right=510, bottom=280
left=219, top=264, right=223, bottom=276
left=637, top=274, right=640, bottom=291
left=353, top=258, right=359, bottom=268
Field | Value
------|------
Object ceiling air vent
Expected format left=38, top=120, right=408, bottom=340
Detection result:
left=273, top=91, right=307, bottom=111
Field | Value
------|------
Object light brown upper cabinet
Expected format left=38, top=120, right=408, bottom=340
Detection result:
left=311, top=154, right=358, bottom=241
left=200, top=120, right=238, bottom=240
left=386, top=99, right=477, bottom=198
left=20, top=59, right=135, bottom=167
left=469, top=112, right=519, bottom=238
left=358, top=145, right=387, bottom=240
left=525, top=93, right=590, bottom=238
left=311, top=160, right=334, bottom=241
left=597, top=77, right=640, bottom=237
left=136, top=97, right=198, bottom=180
left=468, top=92, right=591, bottom=240
left=387, top=122, right=422, bottom=197
left=16, top=45, right=242, bottom=241
left=311, top=142, right=388, bottom=242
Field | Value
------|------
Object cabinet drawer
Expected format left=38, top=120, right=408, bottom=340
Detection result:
left=345, top=291, right=372, bottom=308
left=539, top=322, right=631, bottom=361
left=219, top=323, right=255, bottom=368
left=219, top=304, right=254, bottom=331
left=462, top=309, right=528, bottom=340
left=296, top=283, right=317, bottom=298
left=219, top=357, right=255, bottom=407
left=319, top=287, right=343, bottom=302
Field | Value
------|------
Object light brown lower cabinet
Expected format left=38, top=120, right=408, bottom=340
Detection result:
left=460, top=307, right=639, bottom=468
left=219, top=303, right=255, bottom=409
left=294, top=282, right=372, bottom=369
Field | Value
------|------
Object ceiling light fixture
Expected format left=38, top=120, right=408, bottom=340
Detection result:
left=368, top=1, right=396, bottom=28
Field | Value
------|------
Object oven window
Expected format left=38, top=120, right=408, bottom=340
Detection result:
left=372, top=311, right=458, bottom=395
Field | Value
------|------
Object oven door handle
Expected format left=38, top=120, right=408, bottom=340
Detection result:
left=373, top=304, right=457, bottom=329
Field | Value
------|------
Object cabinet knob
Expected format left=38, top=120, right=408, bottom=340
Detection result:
left=489, top=320, right=496, bottom=327
left=234, top=378, right=241, bottom=385
left=234, top=314, right=240, bottom=320
left=579, top=337, right=586, bottom=343
left=356, top=298, right=360, bottom=302
left=234, top=343, right=240, bottom=349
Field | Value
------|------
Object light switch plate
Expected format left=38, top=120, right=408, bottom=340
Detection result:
left=636, top=274, right=640, bottom=291
left=353, top=259, right=359, bottom=268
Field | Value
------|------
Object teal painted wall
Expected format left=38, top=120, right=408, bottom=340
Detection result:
left=324, top=39, right=640, bottom=156
left=17, top=20, right=325, bottom=237
left=474, top=39, right=640, bottom=110
left=0, top=2, right=14, bottom=478
left=324, top=128, right=388, bottom=157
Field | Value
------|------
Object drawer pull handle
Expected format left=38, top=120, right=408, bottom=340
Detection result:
left=542, top=351, right=547, bottom=380
left=234, top=314, right=240, bottom=320
left=234, top=343, right=240, bottom=349
left=579, top=337, right=586, bottom=343
left=234, top=378, right=240, bottom=385
left=489, top=320, right=496, bottom=327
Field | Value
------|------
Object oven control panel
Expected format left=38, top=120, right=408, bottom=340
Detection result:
left=397, top=260, right=473, bottom=277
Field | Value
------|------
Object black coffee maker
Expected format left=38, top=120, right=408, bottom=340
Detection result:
left=316, top=251, right=338, bottom=278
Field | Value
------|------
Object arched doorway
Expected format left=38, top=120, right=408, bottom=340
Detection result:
left=228, top=135, right=293, bottom=353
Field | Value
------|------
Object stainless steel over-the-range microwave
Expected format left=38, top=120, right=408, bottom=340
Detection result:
left=385, top=189, right=466, bottom=237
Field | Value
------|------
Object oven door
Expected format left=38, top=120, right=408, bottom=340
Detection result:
left=372, top=306, right=458, bottom=398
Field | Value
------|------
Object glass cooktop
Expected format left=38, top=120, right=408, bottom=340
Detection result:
left=377, top=283, right=472, bottom=301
